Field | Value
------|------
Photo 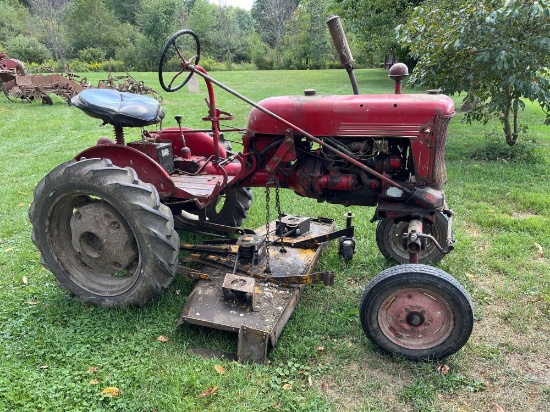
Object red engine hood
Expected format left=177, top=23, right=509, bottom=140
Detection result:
left=247, top=94, right=455, bottom=137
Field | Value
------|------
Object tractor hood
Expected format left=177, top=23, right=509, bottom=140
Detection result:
left=247, top=93, right=455, bottom=137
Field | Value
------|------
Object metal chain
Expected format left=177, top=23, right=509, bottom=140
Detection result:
left=275, top=180, right=287, bottom=253
left=264, top=181, right=272, bottom=273
left=275, top=180, right=283, bottom=220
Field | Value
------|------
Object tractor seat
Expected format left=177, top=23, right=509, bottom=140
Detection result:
left=71, top=89, right=164, bottom=128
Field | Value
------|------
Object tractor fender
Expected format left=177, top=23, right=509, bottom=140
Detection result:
left=153, top=127, right=228, bottom=158
left=75, top=144, right=176, bottom=198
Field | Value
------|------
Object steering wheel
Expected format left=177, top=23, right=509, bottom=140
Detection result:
left=158, top=30, right=201, bottom=93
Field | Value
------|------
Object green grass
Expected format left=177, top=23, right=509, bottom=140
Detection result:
left=1, top=69, right=549, bottom=411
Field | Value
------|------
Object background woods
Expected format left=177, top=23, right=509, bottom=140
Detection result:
left=0, top=0, right=427, bottom=71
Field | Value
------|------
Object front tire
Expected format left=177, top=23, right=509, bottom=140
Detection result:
left=376, top=212, right=450, bottom=264
left=359, top=264, right=473, bottom=360
left=29, top=158, right=180, bottom=308
left=173, top=187, right=252, bottom=228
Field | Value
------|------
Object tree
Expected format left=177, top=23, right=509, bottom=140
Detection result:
left=135, top=0, right=181, bottom=70
left=188, top=0, right=218, bottom=57
left=63, top=0, right=125, bottom=59
left=252, top=0, right=298, bottom=65
left=0, top=0, right=31, bottom=50
left=398, top=0, right=550, bottom=145
left=5, top=34, right=51, bottom=63
left=284, top=0, right=332, bottom=69
left=333, top=0, right=423, bottom=66
left=29, top=0, right=70, bottom=66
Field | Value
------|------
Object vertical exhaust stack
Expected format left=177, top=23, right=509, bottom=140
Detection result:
left=327, top=16, right=359, bottom=95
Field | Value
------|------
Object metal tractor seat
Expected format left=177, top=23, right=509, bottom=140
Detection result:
left=71, top=89, right=164, bottom=128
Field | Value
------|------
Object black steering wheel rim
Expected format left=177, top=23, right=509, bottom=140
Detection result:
left=158, top=29, right=201, bottom=93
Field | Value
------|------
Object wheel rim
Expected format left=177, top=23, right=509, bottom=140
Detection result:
left=386, top=220, right=442, bottom=262
left=47, top=192, right=141, bottom=296
left=378, top=287, right=454, bottom=350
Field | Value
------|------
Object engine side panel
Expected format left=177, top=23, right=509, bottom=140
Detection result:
left=247, top=94, right=455, bottom=138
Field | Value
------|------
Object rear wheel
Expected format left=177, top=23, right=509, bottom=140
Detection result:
left=376, top=211, right=449, bottom=264
left=41, top=95, right=53, bottom=105
left=29, top=158, right=180, bottom=308
left=359, top=264, right=473, bottom=360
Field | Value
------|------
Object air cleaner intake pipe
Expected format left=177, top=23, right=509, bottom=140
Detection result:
left=327, top=16, right=359, bottom=95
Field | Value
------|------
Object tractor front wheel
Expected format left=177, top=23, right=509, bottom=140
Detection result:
left=359, top=264, right=473, bottom=360
left=172, top=187, right=253, bottom=228
left=29, top=158, right=180, bottom=308
left=376, top=211, right=450, bottom=264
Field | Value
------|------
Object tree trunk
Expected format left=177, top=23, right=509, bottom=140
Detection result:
left=503, top=88, right=516, bottom=146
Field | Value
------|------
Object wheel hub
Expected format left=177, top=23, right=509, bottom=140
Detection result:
left=379, top=289, right=454, bottom=349
left=70, top=203, right=137, bottom=274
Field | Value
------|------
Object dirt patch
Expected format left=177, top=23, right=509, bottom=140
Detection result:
left=511, top=211, right=538, bottom=219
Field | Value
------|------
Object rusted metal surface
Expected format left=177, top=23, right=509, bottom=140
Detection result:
left=1, top=56, right=161, bottom=104
left=97, top=72, right=163, bottom=101
left=179, top=218, right=335, bottom=362
left=1, top=72, right=88, bottom=103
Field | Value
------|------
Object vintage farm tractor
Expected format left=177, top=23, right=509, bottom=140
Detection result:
left=29, top=18, right=474, bottom=362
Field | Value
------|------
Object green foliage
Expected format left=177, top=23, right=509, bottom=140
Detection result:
left=398, top=0, right=550, bottom=145
left=284, top=0, right=333, bottom=70
left=252, top=0, right=299, bottom=64
left=63, top=0, right=131, bottom=61
left=5, top=35, right=51, bottom=63
left=334, top=0, right=422, bottom=66
left=78, top=47, right=105, bottom=63
left=0, top=0, right=30, bottom=42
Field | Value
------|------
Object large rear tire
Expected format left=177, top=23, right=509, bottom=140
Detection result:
left=29, top=158, right=180, bottom=308
left=359, top=264, right=473, bottom=360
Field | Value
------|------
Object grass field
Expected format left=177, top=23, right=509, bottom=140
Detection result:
left=1, top=69, right=549, bottom=411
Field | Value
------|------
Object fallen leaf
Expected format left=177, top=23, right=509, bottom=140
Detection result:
left=101, top=387, right=122, bottom=397
left=308, top=375, right=313, bottom=387
left=39, top=365, right=48, bottom=369
left=157, top=335, right=169, bottom=343
left=493, top=403, right=505, bottom=412
left=316, top=346, right=325, bottom=353
left=28, top=300, right=39, bottom=305
left=199, top=386, right=218, bottom=397
left=22, top=276, right=28, bottom=285
left=17, top=203, right=25, bottom=207
left=89, top=378, right=100, bottom=385
left=282, top=383, right=292, bottom=390
left=214, top=364, right=226, bottom=375
left=321, top=383, right=329, bottom=391
left=437, top=364, right=450, bottom=375
left=86, top=366, right=98, bottom=374
left=5, top=247, right=13, bottom=252
left=255, top=287, right=262, bottom=295
left=465, top=272, right=476, bottom=279
left=534, top=242, right=544, bottom=258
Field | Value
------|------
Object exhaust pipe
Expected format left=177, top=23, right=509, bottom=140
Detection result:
left=327, top=16, right=359, bottom=95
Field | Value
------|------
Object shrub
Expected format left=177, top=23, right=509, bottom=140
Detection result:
left=5, top=35, right=51, bottom=64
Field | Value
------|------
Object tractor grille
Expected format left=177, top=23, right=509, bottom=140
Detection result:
left=431, top=117, right=451, bottom=188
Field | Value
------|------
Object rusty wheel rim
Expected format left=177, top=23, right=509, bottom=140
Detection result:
left=378, top=288, right=454, bottom=350
left=48, top=194, right=141, bottom=296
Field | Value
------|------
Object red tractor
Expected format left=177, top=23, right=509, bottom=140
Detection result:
left=29, top=18, right=473, bottom=361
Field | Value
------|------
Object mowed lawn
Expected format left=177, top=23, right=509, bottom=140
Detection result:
left=1, top=69, right=549, bottom=411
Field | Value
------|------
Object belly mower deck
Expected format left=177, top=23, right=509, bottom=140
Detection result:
left=178, top=216, right=336, bottom=363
